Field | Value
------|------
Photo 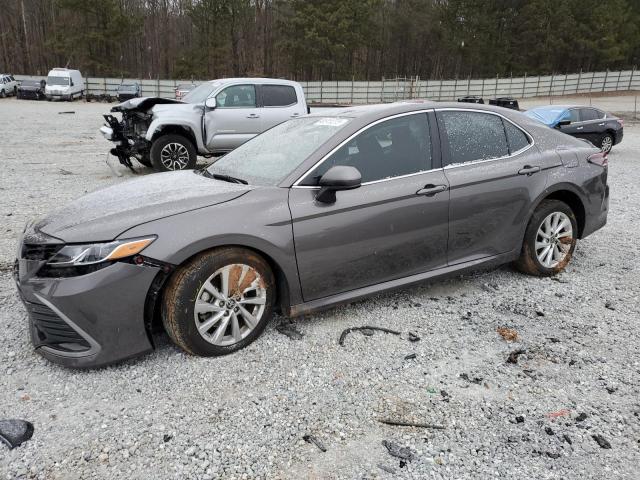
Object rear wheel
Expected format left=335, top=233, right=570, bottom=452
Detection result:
left=599, top=133, right=613, bottom=153
left=162, top=248, right=275, bottom=357
left=514, top=199, right=577, bottom=276
left=150, top=134, right=197, bottom=171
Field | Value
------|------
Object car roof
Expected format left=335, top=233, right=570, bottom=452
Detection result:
left=205, top=77, right=301, bottom=86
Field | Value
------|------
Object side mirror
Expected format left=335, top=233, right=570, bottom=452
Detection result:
left=556, top=120, right=571, bottom=128
left=205, top=97, right=217, bottom=109
left=70, top=81, right=74, bottom=86
left=315, top=166, right=361, bottom=203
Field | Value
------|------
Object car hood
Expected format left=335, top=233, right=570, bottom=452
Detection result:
left=111, top=96, right=184, bottom=113
left=19, top=85, right=40, bottom=91
left=35, top=171, right=251, bottom=243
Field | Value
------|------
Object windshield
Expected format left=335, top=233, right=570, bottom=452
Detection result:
left=524, top=107, right=569, bottom=127
left=182, top=83, right=217, bottom=103
left=206, top=116, right=352, bottom=186
left=47, top=76, right=69, bottom=86
left=118, top=83, right=137, bottom=91
left=21, top=80, right=40, bottom=87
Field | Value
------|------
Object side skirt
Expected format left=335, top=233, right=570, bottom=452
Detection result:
left=287, top=250, right=519, bottom=318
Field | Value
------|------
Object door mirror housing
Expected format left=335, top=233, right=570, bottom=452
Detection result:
left=315, top=166, right=362, bottom=203
left=556, top=120, right=571, bottom=128
left=205, top=97, right=217, bottom=109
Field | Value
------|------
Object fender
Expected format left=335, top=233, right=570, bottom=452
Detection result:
left=523, top=182, right=589, bottom=237
left=145, top=118, right=210, bottom=153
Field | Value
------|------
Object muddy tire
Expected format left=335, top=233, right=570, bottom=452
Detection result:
left=514, top=199, right=578, bottom=276
left=162, top=248, right=275, bottom=357
left=150, top=134, right=197, bottom=172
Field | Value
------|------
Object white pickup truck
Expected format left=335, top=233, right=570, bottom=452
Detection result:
left=101, top=77, right=308, bottom=172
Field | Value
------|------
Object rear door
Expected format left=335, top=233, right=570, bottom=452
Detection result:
left=577, top=108, right=605, bottom=145
left=436, top=109, right=556, bottom=265
left=259, top=84, right=306, bottom=131
left=205, top=83, right=261, bottom=151
left=289, top=111, right=450, bottom=301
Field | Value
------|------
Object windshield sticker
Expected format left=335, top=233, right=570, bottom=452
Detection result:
left=314, top=118, right=348, bottom=127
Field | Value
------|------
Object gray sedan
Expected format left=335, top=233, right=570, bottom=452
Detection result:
left=14, top=102, right=609, bottom=368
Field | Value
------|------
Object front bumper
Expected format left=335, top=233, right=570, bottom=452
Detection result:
left=15, top=260, right=160, bottom=368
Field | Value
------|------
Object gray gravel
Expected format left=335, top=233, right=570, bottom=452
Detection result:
left=1, top=98, right=639, bottom=479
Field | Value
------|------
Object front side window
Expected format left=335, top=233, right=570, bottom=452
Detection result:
left=301, top=113, right=432, bottom=185
left=439, top=111, right=508, bottom=165
left=262, top=85, right=297, bottom=107
left=568, top=109, right=580, bottom=123
left=215, top=84, right=256, bottom=108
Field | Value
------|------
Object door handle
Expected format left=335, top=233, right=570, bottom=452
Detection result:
left=598, top=123, right=605, bottom=126
left=246, top=114, right=260, bottom=119
left=576, top=126, right=583, bottom=130
left=518, top=165, right=541, bottom=176
left=290, top=113, right=300, bottom=118
left=416, top=184, right=447, bottom=196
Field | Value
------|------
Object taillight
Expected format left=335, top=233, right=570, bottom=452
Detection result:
left=587, top=152, right=608, bottom=167
left=618, top=119, right=624, bottom=128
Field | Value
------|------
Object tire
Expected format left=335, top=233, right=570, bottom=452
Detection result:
left=150, top=134, right=197, bottom=171
left=162, top=247, right=275, bottom=357
left=599, top=132, right=613, bottom=153
left=0, top=89, right=5, bottom=98
left=514, top=199, right=578, bottom=276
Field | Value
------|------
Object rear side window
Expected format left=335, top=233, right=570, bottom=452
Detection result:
left=503, top=120, right=530, bottom=153
left=262, top=85, right=297, bottom=107
left=301, top=113, right=432, bottom=185
left=580, top=108, right=600, bottom=121
left=438, top=111, right=508, bottom=165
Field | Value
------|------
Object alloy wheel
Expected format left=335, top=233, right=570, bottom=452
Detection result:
left=535, top=211, right=573, bottom=268
left=193, top=264, right=267, bottom=346
left=601, top=135, right=613, bottom=153
left=160, top=142, right=190, bottom=170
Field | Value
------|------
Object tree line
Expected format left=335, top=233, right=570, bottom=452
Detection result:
left=1, top=0, right=640, bottom=81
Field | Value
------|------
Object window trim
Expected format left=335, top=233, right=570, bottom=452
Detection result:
left=292, top=109, right=436, bottom=188
left=214, top=83, right=257, bottom=109
left=434, top=108, right=535, bottom=169
left=260, top=84, right=298, bottom=108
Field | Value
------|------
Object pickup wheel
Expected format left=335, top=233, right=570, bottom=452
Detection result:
left=150, top=134, right=197, bottom=172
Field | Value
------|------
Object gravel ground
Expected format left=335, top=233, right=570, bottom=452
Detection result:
left=0, top=98, right=639, bottom=479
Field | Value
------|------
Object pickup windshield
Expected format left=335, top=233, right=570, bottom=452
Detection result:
left=205, top=116, right=351, bottom=186
left=182, top=83, right=218, bottom=104
left=47, top=76, right=69, bottom=86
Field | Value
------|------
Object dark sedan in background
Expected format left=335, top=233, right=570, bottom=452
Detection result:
left=15, top=102, right=609, bottom=368
left=17, top=79, right=46, bottom=100
left=116, top=82, right=142, bottom=102
left=525, top=105, right=623, bottom=153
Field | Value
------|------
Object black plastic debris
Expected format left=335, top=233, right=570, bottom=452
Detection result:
left=163, top=434, right=172, bottom=443
left=382, top=440, right=415, bottom=462
left=404, top=353, right=417, bottom=360
left=546, top=451, right=561, bottom=459
left=440, top=390, right=450, bottom=402
left=407, top=332, right=421, bottom=342
left=507, top=349, right=526, bottom=364
left=515, top=415, right=525, bottom=424
left=576, top=412, right=588, bottom=422
left=460, top=373, right=483, bottom=384
left=604, top=301, right=616, bottom=311
left=58, top=111, right=76, bottom=114
left=276, top=321, right=304, bottom=340
left=338, top=326, right=400, bottom=346
left=378, top=418, right=445, bottom=429
left=545, top=427, right=554, bottom=435
left=563, top=434, right=572, bottom=445
left=303, top=434, right=326, bottom=452
left=592, top=434, right=611, bottom=449
left=0, top=420, right=34, bottom=449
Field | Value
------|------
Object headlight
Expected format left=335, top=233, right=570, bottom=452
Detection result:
left=47, top=237, right=156, bottom=266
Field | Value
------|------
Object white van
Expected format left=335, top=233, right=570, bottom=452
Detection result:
left=45, top=68, right=84, bottom=101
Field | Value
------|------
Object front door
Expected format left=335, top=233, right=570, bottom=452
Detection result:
left=289, top=112, right=450, bottom=302
left=436, top=109, right=556, bottom=265
left=205, top=84, right=262, bottom=151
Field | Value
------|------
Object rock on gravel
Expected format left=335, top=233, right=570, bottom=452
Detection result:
left=1, top=100, right=640, bottom=478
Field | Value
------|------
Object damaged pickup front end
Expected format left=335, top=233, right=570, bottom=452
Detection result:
left=100, top=97, right=187, bottom=170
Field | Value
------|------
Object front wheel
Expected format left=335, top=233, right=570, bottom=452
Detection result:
left=599, top=133, right=613, bottom=153
left=0, top=89, right=6, bottom=98
left=162, top=248, right=275, bottom=357
left=150, top=134, right=197, bottom=171
left=514, top=199, right=578, bottom=276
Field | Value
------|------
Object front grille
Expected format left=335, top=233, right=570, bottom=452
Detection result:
left=21, top=244, right=62, bottom=262
left=26, top=302, right=90, bottom=352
